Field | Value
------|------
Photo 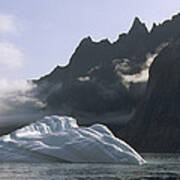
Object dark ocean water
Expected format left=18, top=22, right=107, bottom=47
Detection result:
left=0, top=154, right=180, bottom=180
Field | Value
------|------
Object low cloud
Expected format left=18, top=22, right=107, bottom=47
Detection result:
left=121, top=42, right=170, bottom=85
left=0, top=78, right=46, bottom=127
left=122, top=53, right=158, bottom=84
left=0, top=14, right=18, bottom=35
left=0, top=14, right=38, bottom=129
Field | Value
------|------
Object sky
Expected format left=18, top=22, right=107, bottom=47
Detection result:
left=0, top=0, right=180, bottom=80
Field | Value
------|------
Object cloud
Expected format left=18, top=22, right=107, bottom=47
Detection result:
left=0, top=14, right=35, bottom=128
left=121, top=53, right=158, bottom=84
left=0, top=78, right=34, bottom=95
left=0, top=14, right=18, bottom=35
left=0, top=78, right=46, bottom=126
left=0, top=14, right=24, bottom=71
left=121, top=43, right=169, bottom=86
left=0, top=42, right=24, bottom=70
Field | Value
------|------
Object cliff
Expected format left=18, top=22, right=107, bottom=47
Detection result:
left=123, top=42, right=180, bottom=153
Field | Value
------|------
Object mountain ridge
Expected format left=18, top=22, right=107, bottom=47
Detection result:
left=32, top=12, right=180, bottom=152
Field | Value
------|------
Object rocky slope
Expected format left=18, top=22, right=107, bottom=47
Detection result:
left=122, top=42, right=180, bottom=153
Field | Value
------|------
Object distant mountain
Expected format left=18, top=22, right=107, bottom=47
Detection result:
left=34, top=13, right=180, bottom=152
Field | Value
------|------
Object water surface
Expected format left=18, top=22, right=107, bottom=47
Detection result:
left=0, top=154, right=180, bottom=180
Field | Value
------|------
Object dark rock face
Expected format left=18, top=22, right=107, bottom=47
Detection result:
left=124, top=44, right=180, bottom=153
left=68, top=37, right=114, bottom=79
left=149, top=14, right=180, bottom=50
left=129, top=17, right=149, bottom=35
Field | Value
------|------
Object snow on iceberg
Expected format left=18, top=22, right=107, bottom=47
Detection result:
left=0, top=116, right=145, bottom=164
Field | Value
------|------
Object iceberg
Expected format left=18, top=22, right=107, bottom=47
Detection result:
left=0, top=116, right=145, bottom=164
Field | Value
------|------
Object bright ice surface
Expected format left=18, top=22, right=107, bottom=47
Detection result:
left=0, top=116, right=145, bottom=164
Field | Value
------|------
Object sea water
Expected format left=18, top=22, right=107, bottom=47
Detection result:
left=0, top=154, right=180, bottom=180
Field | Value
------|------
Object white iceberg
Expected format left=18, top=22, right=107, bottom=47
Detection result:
left=0, top=115, right=145, bottom=164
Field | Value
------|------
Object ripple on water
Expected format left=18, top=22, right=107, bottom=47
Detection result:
left=0, top=154, right=180, bottom=180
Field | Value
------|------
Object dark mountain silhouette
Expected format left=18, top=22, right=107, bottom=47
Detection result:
left=33, top=13, right=180, bottom=152
left=35, top=17, right=153, bottom=115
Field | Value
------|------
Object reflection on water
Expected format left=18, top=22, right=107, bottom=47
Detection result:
left=0, top=154, right=180, bottom=180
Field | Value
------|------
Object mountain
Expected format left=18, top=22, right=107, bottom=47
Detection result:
left=36, top=14, right=180, bottom=115
left=33, top=13, right=180, bottom=152
left=122, top=42, right=180, bottom=153
left=35, top=17, right=152, bottom=117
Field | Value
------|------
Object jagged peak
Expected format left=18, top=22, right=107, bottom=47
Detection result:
left=79, top=36, right=111, bottom=45
left=152, top=22, right=157, bottom=28
left=54, top=65, right=60, bottom=70
left=172, top=12, right=180, bottom=20
left=73, top=36, right=94, bottom=53
left=99, top=38, right=111, bottom=45
left=80, top=36, right=93, bottom=45
left=150, top=22, right=157, bottom=33
left=48, top=65, right=61, bottom=75
left=52, top=65, right=67, bottom=71
left=129, top=17, right=149, bottom=35
left=77, top=36, right=112, bottom=51
left=134, top=17, right=143, bottom=25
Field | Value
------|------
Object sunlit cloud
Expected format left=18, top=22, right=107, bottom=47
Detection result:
left=121, top=42, right=169, bottom=85
left=122, top=53, right=158, bottom=84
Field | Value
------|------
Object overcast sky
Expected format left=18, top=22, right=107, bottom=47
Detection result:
left=0, top=0, right=180, bottom=80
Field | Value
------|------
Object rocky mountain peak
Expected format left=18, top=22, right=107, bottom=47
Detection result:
left=128, top=17, right=149, bottom=36
left=79, top=36, right=93, bottom=46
